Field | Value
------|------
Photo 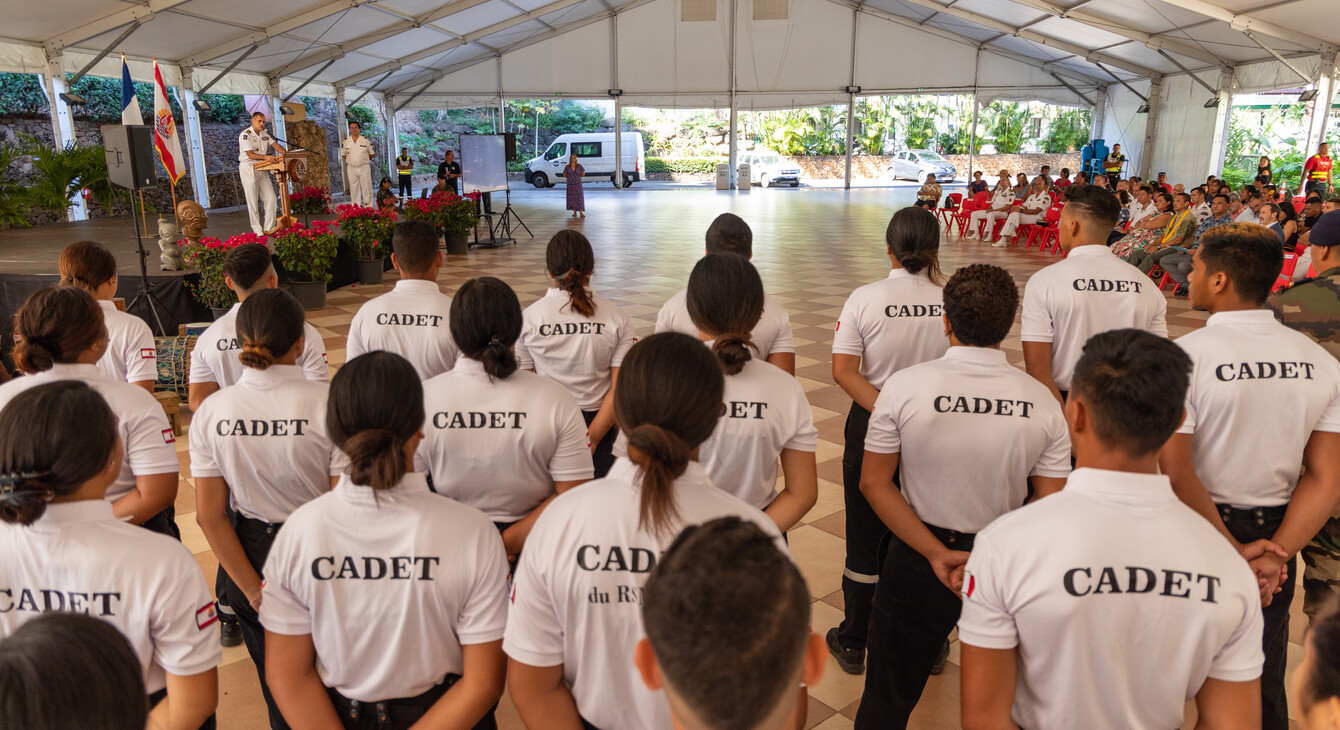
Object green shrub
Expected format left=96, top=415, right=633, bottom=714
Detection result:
left=645, top=157, right=726, bottom=174
left=0, top=73, right=49, bottom=117
left=201, top=94, right=246, bottom=124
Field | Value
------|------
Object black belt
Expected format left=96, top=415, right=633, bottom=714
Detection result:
left=924, top=523, right=976, bottom=548
left=328, top=675, right=458, bottom=727
left=234, top=513, right=283, bottom=537
left=1216, top=503, right=1288, bottom=526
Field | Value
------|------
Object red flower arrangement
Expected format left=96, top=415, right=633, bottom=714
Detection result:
left=290, top=186, right=332, bottom=214
left=271, top=220, right=340, bottom=283
left=403, top=190, right=480, bottom=236
left=180, top=232, right=268, bottom=308
left=336, top=204, right=398, bottom=260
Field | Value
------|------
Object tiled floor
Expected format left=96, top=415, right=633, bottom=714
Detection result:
left=163, top=186, right=1303, bottom=729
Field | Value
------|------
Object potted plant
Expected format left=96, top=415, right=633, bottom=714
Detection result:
left=271, top=220, right=339, bottom=310
left=337, top=204, right=397, bottom=284
left=405, top=190, right=479, bottom=255
left=180, top=232, right=267, bottom=319
left=289, top=185, right=332, bottom=215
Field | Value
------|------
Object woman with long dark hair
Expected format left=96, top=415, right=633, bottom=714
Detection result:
left=0, top=382, right=220, bottom=729
left=517, top=231, right=637, bottom=478
left=417, top=276, right=593, bottom=557
left=262, top=351, right=508, bottom=730
left=505, top=332, right=783, bottom=730
left=0, top=287, right=180, bottom=536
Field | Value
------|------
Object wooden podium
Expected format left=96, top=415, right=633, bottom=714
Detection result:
left=257, top=150, right=309, bottom=233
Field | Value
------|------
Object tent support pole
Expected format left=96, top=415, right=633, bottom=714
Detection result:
left=1205, top=68, right=1234, bottom=180
left=1139, top=77, right=1162, bottom=179
left=43, top=52, right=87, bottom=221
left=1089, top=84, right=1107, bottom=140
left=334, top=85, right=349, bottom=195
left=1302, top=52, right=1337, bottom=189
left=180, top=67, right=211, bottom=208
left=728, top=0, right=738, bottom=190
left=967, top=48, right=980, bottom=186
left=386, top=96, right=400, bottom=188
left=844, top=5, right=858, bottom=190
left=612, top=14, right=622, bottom=189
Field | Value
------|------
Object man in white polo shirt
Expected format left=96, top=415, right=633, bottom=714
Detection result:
left=854, top=264, right=1070, bottom=729
left=346, top=221, right=459, bottom=380
left=959, top=329, right=1264, bottom=730
left=655, top=213, right=796, bottom=374
left=1022, top=184, right=1169, bottom=405
left=1158, top=223, right=1340, bottom=730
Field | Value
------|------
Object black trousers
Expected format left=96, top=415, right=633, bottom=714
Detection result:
left=582, top=410, right=618, bottom=479
left=836, top=402, right=899, bottom=653
left=855, top=525, right=974, bottom=730
left=398, top=174, right=412, bottom=198
left=327, top=676, right=497, bottom=730
left=140, top=503, right=181, bottom=540
left=149, top=687, right=217, bottom=729
left=1218, top=504, right=1294, bottom=730
left=223, top=515, right=290, bottom=730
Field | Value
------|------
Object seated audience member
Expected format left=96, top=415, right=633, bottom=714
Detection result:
left=1114, top=189, right=1172, bottom=260
left=1093, top=174, right=1110, bottom=189
left=1119, top=192, right=1190, bottom=269
left=656, top=214, right=796, bottom=374
left=1280, top=201, right=1302, bottom=252
left=346, top=221, right=459, bottom=380
left=1303, top=196, right=1326, bottom=230
left=1039, top=165, right=1053, bottom=184
left=376, top=177, right=398, bottom=209
left=995, top=176, right=1052, bottom=247
left=1237, top=190, right=1263, bottom=223
left=1076, top=171, right=1091, bottom=186
left=1269, top=211, right=1339, bottom=361
left=1157, top=193, right=1236, bottom=294
left=965, top=171, right=1015, bottom=241
left=1128, top=186, right=1156, bottom=226
left=1259, top=203, right=1287, bottom=243
left=968, top=171, right=988, bottom=195
left=1293, top=598, right=1340, bottom=730
left=1191, top=186, right=1213, bottom=224
left=1174, top=183, right=1186, bottom=196
left=1116, top=180, right=1130, bottom=194
left=1053, top=168, right=1072, bottom=188
left=636, top=517, right=824, bottom=730
left=0, top=614, right=151, bottom=730
left=1155, top=171, right=1173, bottom=194
left=959, top=329, right=1265, bottom=730
left=1013, top=173, right=1029, bottom=200
left=915, top=173, right=942, bottom=209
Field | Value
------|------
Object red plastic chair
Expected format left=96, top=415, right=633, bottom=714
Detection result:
left=936, top=193, right=963, bottom=228
left=952, top=192, right=990, bottom=236
left=1272, top=252, right=1301, bottom=294
left=1022, top=201, right=1065, bottom=249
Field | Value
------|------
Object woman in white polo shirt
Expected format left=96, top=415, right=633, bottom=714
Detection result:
left=685, top=253, right=817, bottom=531
left=417, top=276, right=594, bottom=557
left=517, top=231, right=637, bottom=478
left=0, top=287, right=180, bottom=537
left=261, top=351, right=508, bottom=730
left=0, top=382, right=220, bottom=730
left=57, top=241, right=157, bottom=391
left=190, top=289, right=345, bottom=730
left=505, top=332, right=783, bottom=730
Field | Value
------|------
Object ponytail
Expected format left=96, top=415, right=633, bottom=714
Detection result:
left=327, top=352, right=424, bottom=493
left=625, top=424, right=690, bottom=538
left=546, top=231, right=597, bottom=318
left=711, top=334, right=754, bottom=376
left=449, top=277, right=522, bottom=381
left=14, top=288, right=104, bottom=375
left=341, top=429, right=407, bottom=493
left=236, top=289, right=305, bottom=371
left=885, top=207, right=944, bottom=285
left=686, top=253, right=764, bottom=376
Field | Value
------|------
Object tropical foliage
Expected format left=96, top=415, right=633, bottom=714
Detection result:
left=893, top=97, right=939, bottom=150
left=1043, top=108, right=1092, bottom=153
left=983, top=101, right=1032, bottom=154
left=1223, top=105, right=1306, bottom=191
left=0, top=140, right=30, bottom=228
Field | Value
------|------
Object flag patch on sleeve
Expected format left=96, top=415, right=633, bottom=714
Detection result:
left=161, top=429, right=176, bottom=444
left=196, top=602, right=218, bottom=630
left=140, top=348, right=155, bottom=359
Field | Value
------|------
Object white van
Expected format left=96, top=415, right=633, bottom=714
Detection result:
left=525, top=132, right=646, bottom=188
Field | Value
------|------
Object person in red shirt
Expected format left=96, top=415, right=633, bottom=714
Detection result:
left=1156, top=172, right=1174, bottom=195
left=1054, top=168, right=1073, bottom=188
left=1304, top=142, right=1333, bottom=199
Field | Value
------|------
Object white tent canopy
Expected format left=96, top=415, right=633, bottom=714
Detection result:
left=3, top=0, right=1338, bottom=201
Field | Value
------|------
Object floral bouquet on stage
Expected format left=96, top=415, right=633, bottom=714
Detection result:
left=181, top=232, right=268, bottom=308
left=271, top=220, right=339, bottom=283
left=404, top=190, right=480, bottom=237
left=290, top=185, right=332, bottom=214
left=337, top=204, right=398, bottom=260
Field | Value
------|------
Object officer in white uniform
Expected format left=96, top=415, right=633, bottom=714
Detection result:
left=1158, top=224, right=1340, bottom=730
left=190, top=289, right=345, bottom=730
left=1022, top=184, right=1168, bottom=405
left=516, top=231, right=638, bottom=478
left=829, top=207, right=949, bottom=675
left=341, top=120, right=375, bottom=207
left=416, top=276, right=593, bottom=558
left=684, top=253, right=817, bottom=531
left=346, top=221, right=459, bottom=380
left=654, top=213, right=796, bottom=374
left=964, top=171, right=1015, bottom=241
left=239, top=111, right=286, bottom=235
left=56, top=241, right=158, bottom=391
left=959, top=329, right=1264, bottom=730
left=188, top=243, right=328, bottom=412
left=0, top=382, right=221, bottom=729
left=261, top=352, right=508, bottom=730
left=854, top=264, right=1070, bottom=729
left=0, top=287, right=180, bottom=536
left=994, top=177, right=1052, bottom=247
left=505, top=332, right=784, bottom=730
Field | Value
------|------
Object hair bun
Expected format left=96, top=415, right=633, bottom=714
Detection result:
left=237, top=340, right=275, bottom=370
left=711, top=333, right=754, bottom=376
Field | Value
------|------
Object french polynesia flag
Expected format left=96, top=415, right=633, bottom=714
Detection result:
left=151, top=59, right=185, bottom=184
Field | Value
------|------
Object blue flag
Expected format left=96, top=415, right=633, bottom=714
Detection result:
left=121, top=56, right=143, bottom=125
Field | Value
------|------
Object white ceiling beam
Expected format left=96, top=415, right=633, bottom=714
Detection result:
left=1156, top=0, right=1336, bottom=53
left=1003, top=0, right=1230, bottom=68
left=43, top=0, right=192, bottom=52
left=269, top=46, right=344, bottom=80
left=180, top=0, right=373, bottom=67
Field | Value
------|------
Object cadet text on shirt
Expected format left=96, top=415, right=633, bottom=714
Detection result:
left=833, top=268, right=949, bottom=390
left=346, top=279, right=459, bottom=381
left=516, top=287, right=638, bottom=411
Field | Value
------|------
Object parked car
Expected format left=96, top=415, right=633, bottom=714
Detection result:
left=741, top=149, right=801, bottom=187
left=887, top=149, right=956, bottom=183
left=525, top=132, right=646, bottom=188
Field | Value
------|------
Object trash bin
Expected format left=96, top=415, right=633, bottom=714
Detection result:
left=737, top=163, right=751, bottom=193
left=716, top=163, right=730, bottom=190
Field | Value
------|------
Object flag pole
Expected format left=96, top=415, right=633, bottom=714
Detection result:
left=169, top=179, right=179, bottom=226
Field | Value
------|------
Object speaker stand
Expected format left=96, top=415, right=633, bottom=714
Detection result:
left=128, top=193, right=170, bottom=337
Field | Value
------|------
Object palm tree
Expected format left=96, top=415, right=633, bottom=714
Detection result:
left=0, top=140, right=31, bottom=228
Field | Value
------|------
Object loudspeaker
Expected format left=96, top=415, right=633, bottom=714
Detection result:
left=101, top=124, right=156, bottom=190
left=504, top=133, right=517, bottom=162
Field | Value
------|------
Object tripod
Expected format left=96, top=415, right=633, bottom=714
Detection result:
left=127, top=192, right=170, bottom=337
left=496, top=188, right=531, bottom=240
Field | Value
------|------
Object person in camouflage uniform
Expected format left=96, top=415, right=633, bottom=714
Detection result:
left=1268, top=210, right=1340, bottom=621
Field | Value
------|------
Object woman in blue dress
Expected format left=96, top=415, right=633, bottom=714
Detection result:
left=564, top=153, right=585, bottom=218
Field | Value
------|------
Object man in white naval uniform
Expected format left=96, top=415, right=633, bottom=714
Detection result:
left=238, top=112, right=286, bottom=235
left=342, top=120, right=375, bottom=207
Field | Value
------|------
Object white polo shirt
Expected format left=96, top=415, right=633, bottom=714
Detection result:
left=1193, top=201, right=1213, bottom=224
left=699, top=358, right=817, bottom=510
left=346, top=279, right=459, bottom=381
left=415, top=358, right=594, bottom=523
left=0, top=500, right=221, bottom=694
left=1175, top=309, right=1340, bottom=507
left=655, top=289, right=795, bottom=360
left=958, top=468, right=1263, bottom=730
left=189, top=302, right=328, bottom=387
left=238, top=126, right=277, bottom=166
left=503, top=458, right=783, bottom=730
left=261, top=473, right=508, bottom=702
left=833, top=269, right=949, bottom=390
left=865, top=347, right=1071, bottom=533
left=188, top=365, right=346, bottom=524
left=0, top=364, right=179, bottom=502
left=97, top=300, right=158, bottom=385
left=1021, top=245, right=1169, bottom=391
left=516, top=288, right=638, bottom=411
left=1128, top=199, right=1154, bottom=225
